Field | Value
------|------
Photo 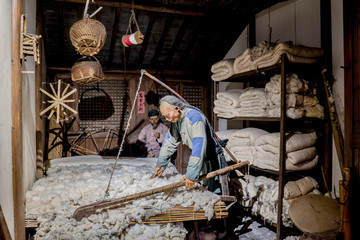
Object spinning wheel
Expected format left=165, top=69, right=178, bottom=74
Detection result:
left=70, top=126, right=120, bottom=156
left=39, top=80, right=78, bottom=123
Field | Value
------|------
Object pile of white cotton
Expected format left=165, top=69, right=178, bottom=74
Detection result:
left=25, top=156, right=220, bottom=239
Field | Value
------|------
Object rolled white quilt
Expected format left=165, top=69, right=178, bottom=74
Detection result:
left=228, top=127, right=269, bottom=147
left=211, top=59, right=235, bottom=81
left=253, top=150, right=318, bottom=171
left=286, top=155, right=319, bottom=171
left=254, top=131, right=317, bottom=153
left=234, top=42, right=324, bottom=74
left=239, top=88, right=267, bottom=106
left=216, top=89, right=244, bottom=107
left=287, top=147, right=317, bottom=165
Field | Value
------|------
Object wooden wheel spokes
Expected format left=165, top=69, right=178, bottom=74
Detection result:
left=70, top=127, right=120, bottom=156
left=39, top=80, right=78, bottom=123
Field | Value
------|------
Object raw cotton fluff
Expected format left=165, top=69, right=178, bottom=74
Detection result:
left=25, top=156, right=220, bottom=239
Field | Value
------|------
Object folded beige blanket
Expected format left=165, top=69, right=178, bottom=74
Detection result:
left=216, top=89, right=244, bottom=107
left=237, top=107, right=269, bottom=117
left=234, top=42, right=323, bottom=74
left=211, top=59, right=235, bottom=81
left=228, top=127, right=269, bottom=147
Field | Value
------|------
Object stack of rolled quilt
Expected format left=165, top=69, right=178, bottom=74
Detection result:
left=237, top=88, right=268, bottom=117
left=214, top=89, right=244, bottom=118
left=266, top=73, right=324, bottom=119
left=253, top=131, right=318, bottom=171
left=233, top=42, right=324, bottom=75
left=227, top=128, right=269, bottom=164
left=211, top=59, right=235, bottom=81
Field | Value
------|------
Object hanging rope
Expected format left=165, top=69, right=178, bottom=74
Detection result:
left=103, top=70, right=145, bottom=199
left=126, top=10, right=141, bottom=35
left=122, top=0, right=143, bottom=48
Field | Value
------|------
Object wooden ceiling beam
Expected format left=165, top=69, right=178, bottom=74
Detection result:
left=47, top=66, right=201, bottom=77
left=54, top=0, right=206, bottom=16
left=164, top=16, right=189, bottom=68
left=137, top=13, right=156, bottom=65
left=151, top=16, right=174, bottom=66
left=58, top=3, right=64, bottom=59
left=107, top=7, right=121, bottom=66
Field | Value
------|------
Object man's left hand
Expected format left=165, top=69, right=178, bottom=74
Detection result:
left=184, top=176, right=196, bottom=189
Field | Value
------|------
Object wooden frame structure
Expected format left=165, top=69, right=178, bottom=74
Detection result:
left=20, top=14, right=41, bottom=64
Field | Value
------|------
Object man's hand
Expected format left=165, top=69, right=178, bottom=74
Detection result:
left=154, top=132, right=160, bottom=138
left=184, top=176, right=196, bottom=189
left=149, top=150, right=155, bottom=157
left=154, top=167, right=164, bottom=177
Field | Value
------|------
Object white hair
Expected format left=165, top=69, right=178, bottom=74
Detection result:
left=159, top=95, right=188, bottom=111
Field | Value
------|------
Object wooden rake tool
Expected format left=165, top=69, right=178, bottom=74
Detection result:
left=73, top=161, right=249, bottom=221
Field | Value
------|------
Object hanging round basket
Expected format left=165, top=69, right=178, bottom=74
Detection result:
left=71, top=56, right=104, bottom=84
left=69, top=17, right=107, bottom=56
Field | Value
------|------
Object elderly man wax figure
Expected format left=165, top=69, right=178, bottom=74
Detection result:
left=138, top=109, right=168, bottom=158
left=154, top=95, right=222, bottom=193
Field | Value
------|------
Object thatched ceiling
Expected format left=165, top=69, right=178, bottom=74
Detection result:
left=41, top=0, right=288, bottom=75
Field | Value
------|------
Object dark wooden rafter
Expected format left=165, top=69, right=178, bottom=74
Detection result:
left=191, top=19, right=218, bottom=68
left=179, top=28, right=198, bottom=67
left=108, top=7, right=121, bottom=66
left=54, top=0, right=207, bottom=16
left=151, top=15, right=174, bottom=66
left=57, top=3, right=64, bottom=59
left=137, top=13, right=156, bottom=65
left=164, top=16, right=189, bottom=68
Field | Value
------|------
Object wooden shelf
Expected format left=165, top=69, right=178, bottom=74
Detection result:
left=218, top=116, right=281, bottom=121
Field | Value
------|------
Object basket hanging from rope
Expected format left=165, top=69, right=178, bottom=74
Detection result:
left=69, top=16, right=107, bottom=56
left=71, top=56, right=104, bottom=84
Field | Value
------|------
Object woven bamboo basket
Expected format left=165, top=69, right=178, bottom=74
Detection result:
left=69, top=17, right=107, bottom=56
left=71, top=56, right=104, bottom=84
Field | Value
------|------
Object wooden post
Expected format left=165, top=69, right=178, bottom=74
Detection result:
left=277, top=54, right=287, bottom=240
left=11, top=0, right=25, bottom=239
left=36, top=0, right=44, bottom=179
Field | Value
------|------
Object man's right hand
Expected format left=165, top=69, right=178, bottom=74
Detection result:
left=154, top=167, right=164, bottom=177
left=149, top=150, right=155, bottom=157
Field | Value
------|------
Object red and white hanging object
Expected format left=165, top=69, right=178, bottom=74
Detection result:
left=122, top=10, right=144, bottom=47
left=122, top=31, right=144, bottom=47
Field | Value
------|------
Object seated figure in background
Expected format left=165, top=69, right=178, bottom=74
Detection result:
left=137, top=109, right=168, bottom=157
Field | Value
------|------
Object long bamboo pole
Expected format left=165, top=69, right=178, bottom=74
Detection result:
left=143, top=70, right=240, bottom=164
left=73, top=161, right=249, bottom=221
left=321, top=68, right=345, bottom=178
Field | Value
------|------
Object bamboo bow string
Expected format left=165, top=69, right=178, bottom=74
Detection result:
left=103, top=70, right=145, bottom=199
